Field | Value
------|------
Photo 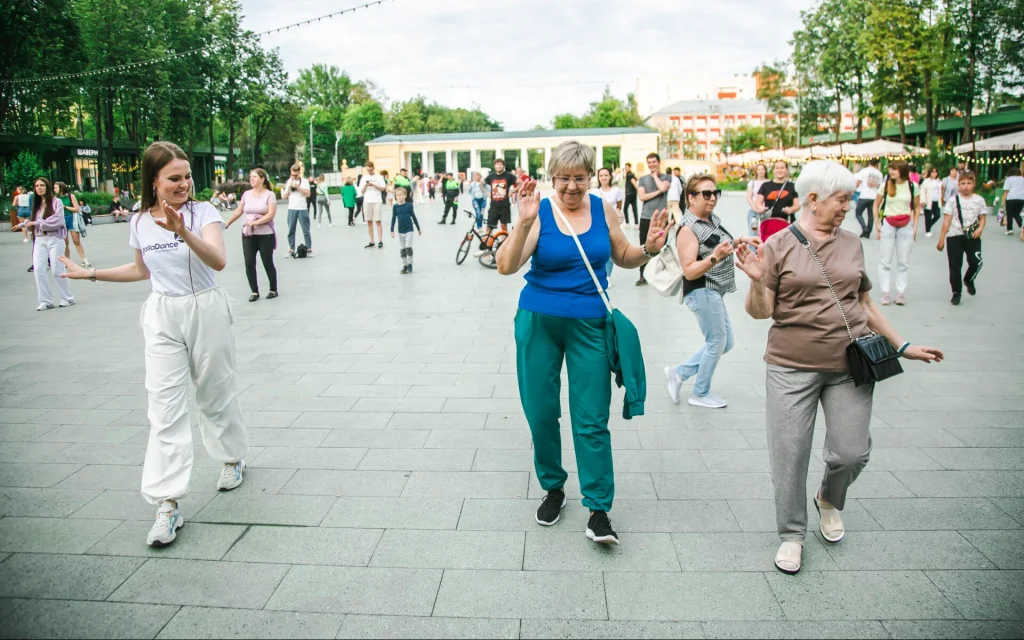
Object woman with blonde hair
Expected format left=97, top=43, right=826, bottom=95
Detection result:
left=873, top=160, right=920, bottom=305
left=497, top=140, right=671, bottom=545
left=60, top=141, right=249, bottom=548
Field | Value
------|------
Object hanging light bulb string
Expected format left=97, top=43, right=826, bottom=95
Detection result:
left=0, top=0, right=392, bottom=86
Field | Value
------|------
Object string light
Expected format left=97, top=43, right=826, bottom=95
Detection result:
left=0, top=0, right=392, bottom=86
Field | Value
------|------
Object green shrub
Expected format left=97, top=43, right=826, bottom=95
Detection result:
left=1, top=150, right=45, bottom=194
left=74, top=192, right=117, bottom=207
left=719, top=178, right=748, bottom=191
left=196, top=188, right=214, bottom=202
left=327, top=186, right=341, bottom=195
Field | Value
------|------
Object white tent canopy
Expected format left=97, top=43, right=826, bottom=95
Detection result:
left=846, top=139, right=928, bottom=157
left=954, top=130, right=1024, bottom=153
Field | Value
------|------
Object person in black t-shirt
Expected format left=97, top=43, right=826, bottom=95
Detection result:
left=478, top=158, right=518, bottom=253
left=754, top=160, right=801, bottom=223
left=623, top=162, right=638, bottom=227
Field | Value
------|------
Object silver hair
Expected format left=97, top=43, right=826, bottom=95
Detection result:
left=547, top=141, right=595, bottom=178
left=794, top=160, right=857, bottom=206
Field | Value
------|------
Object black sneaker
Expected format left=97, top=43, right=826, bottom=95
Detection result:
left=266, top=291, right=278, bottom=299
left=635, top=278, right=647, bottom=287
left=965, top=280, right=976, bottom=296
left=364, top=242, right=375, bottom=249
left=400, top=265, right=409, bottom=274
left=407, top=264, right=413, bottom=273
left=535, top=489, right=566, bottom=526
left=378, top=242, right=383, bottom=249
left=586, top=511, right=619, bottom=544
left=438, top=220, right=447, bottom=224
left=27, top=265, right=34, bottom=272
left=951, top=293, right=962, bottom=306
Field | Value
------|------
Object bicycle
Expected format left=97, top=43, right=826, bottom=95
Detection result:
left=456, top=210, right=508, bottom=269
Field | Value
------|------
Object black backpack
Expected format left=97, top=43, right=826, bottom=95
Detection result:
left=295, top=244, right=308, bottom=258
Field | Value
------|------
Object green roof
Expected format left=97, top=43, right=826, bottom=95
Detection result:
left=803, top=109, right=1024, bottom=145
left=367, top=127, right=658, bottom=145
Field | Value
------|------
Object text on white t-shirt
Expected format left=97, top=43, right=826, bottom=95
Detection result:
left=129, top=201, right=224, bottom=296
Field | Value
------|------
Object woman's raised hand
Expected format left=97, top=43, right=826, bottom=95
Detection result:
left=58, top=256, right=91, bottom=279
left=643, top=208, right=672, bottom=252
left=154, top=200, right=187, bottom=236
left=517, top=179, right=541, bottom=225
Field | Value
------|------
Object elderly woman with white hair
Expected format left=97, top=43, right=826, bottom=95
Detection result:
left=497, top=141, right=671, bottom=546
left=734, top=160, right=943, bottom=574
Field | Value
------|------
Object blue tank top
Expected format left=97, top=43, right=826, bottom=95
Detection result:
left=518, top=194, right=611, bottom=319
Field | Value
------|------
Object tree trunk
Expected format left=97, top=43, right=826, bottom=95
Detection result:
left=855, top=76, right=864, bottom=142
left=874, top=108, right=884, bottom=139
left=898, top=99, right=907, bottom=144
left=208, top=94, right=216, bottom=188
left=924, top=68, right=935, bottom=147
left=77, top=97, right=85, bottom=139
left=835, top=87, right=843, bottom=143
left=962, top=0, right=977, bottom=144
left=94, top=91, right=105, bottom=186
left=104, top=88, right=116, bottom=181
left=227, top=120, right=236, bottom=180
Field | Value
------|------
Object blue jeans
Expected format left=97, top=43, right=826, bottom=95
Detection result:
left=747, top=209, right=760, bottom=233
left=287, top=209, right=311, bottom=251
left=676, top=288, right=734, bottom=397
left=472, top=197, right=487, bottom=228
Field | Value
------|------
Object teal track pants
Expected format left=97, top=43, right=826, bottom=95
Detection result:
left=514, top=309, right=614, bottom=512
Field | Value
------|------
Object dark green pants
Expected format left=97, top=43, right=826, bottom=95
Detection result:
left=514, top=309, right=614, bottom=512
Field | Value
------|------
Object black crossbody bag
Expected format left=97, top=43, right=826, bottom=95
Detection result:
left=788, top=225, right=903, bottom=386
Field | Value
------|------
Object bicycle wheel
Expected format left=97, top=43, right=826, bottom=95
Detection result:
left=479, top=232, right=506, bottom=269
left=456, top=235, right=472, bottom=265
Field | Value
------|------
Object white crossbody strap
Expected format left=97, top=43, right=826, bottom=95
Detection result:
left=548, top=198, right=614, bottom=315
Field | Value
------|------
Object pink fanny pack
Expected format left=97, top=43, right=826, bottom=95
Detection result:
left=885, top=214, right=911, bottom=228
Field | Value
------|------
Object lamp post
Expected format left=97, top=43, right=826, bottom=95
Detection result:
left=333, top=131, right=343, bottom=173
left=308, top=110, right=318, bottom=174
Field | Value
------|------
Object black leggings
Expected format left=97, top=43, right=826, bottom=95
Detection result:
left=925, top=202, right=941, bottom=233
left=1006, top=199, right=1024, bottom=233
left=443, top=196, right=458, bottom=221
left=242, top=234, right=278, bottom=295
left=623, top=194, right=638, bottom=224
left=306, top=195, right=317, bottom=218
left=638, top=218, right=651, bottom=278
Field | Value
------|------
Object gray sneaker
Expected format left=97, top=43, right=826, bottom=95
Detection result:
left=216, top=460, right=246, bottom=491
left=688, top=394, right=728, bottom=409
left=147, top=501, right=184, bottom=547
left=664, top=366, right=683, bottom=404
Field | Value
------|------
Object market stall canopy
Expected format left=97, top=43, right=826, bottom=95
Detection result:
left=953, top=130, right=1024, bottom=153
left=845, top=139, right=928, bottom=157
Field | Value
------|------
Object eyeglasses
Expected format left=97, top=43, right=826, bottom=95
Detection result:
left=690, top=189, right=722, bottom=200
left=553, top=176, right=590, bottom=187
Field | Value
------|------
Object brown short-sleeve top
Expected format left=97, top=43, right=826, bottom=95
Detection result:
left=761, top=224, right=872, bottom=372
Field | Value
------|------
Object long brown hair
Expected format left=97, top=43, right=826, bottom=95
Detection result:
left=31, top=178, right=55, bottom=220
left=141, top=141, right=190, bottom=212
left=251, top=168, right=272, bottom=191
left=886, top=160, right=910, bottom=197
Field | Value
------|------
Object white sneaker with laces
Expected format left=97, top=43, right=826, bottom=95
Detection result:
left=216, top=460, right=246, bottom=491
left=925, top=232, right=932, bottom=238
left=664, top=366, right=683, bottom=404
left=688, top=394, right=728, bottom=409
left=473, top=250, right=486, bottom=257
left=59, top=299, right=75, bottom=307
left=147, top=501, right=184, bottom=547
left=82, top=259, right=92, bottom=267
left=36, top=303, right=54, bottom=311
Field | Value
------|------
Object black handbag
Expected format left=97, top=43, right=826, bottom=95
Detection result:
left=789, top=226, right=903, bottom=386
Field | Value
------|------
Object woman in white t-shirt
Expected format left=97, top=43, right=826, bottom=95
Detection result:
left=59, top=141, right=249, bottom=549
left=1000, top=166, right=1024, bottom=239
left=746, top=163, right=769, bottom=233
left=591, top=167, right=624, bottom=279
left=920, top=166, right=943, bottom=238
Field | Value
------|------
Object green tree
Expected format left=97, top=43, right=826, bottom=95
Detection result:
left=550, top=87, right=645, bottom=129
left=1, top=150, right=46, bottom=193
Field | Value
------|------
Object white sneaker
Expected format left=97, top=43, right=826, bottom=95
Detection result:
left=925, top=232, right=932, bottom=238
left=216, top=460, right=246, bottom=491
left=473, top=250, right=486, bottom=258
left=317, top=223, right=323, bottom=228
left=1006, top=230, right=1014, bottom=236
left=664, top=366, right=683, bottom=404
left=329, top=223, right=335, bottom=227
left=36, top=303, right=54, bottom=311
left=147, top=501, right=184, bottom=547
left=81, top=259, right=92, bottom=267
left=58, top=299, right=75, bottom=308
left=22, top=238, right=29, bottom=242
left=688, top=394, right=728, bottom=409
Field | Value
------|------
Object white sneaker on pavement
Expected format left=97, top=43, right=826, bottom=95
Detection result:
left=473, top=250, right=486, bottom=257
left=59, top=299, right=75, bottom=307
left=36, top=303, right=54, bottom=311
left=688, top=394, right=728, bottom=409
left=664, top=366, right=683, bottom=404
left=147, top=501, right=184, bottom=547
left=216, top=460, right=246, bottom=491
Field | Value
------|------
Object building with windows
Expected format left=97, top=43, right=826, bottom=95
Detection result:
left=646, top=99, right=797, bottom=160
left=365, top=127, right=659, bottom=178
left=0, top=134, right=235, bottom=193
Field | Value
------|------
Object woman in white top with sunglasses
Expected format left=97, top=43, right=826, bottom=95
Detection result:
left=60, top=141, right=249, bottom=548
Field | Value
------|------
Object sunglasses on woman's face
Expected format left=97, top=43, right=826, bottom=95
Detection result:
left=691, top=189, right=722, bottom=201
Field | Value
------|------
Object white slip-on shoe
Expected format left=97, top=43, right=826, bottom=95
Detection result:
left=664, top=366, right=682, bottom=404
left=59, top=299, right=75, bottom=307
left=815, top=493, right=845, bottom=543
left=688, top=394, right=727, bottom=409
left=774, top=541, right=803, bottom=574
left=36, top=303, right=54, bottom=311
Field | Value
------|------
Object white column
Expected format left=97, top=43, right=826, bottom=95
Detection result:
left=596, top=145, right=604, bottom=169
left=495, top=149, right=503, bottom=166
left=470, top=148, right=479, bottom=170
left=543, top=147, right=553, bottom=177
left=421, top=150, right=429, bottom=175
left=445, top=149, right=453, bottom=173
left=520, top=147, right=529, bottom=171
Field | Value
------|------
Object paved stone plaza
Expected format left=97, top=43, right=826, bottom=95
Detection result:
left=0, top=193, right=1022, bottom=639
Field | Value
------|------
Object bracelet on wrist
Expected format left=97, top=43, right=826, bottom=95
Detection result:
left=897, top=341, right=910, bottom=356
left=642, top=244, right=659, bottom=258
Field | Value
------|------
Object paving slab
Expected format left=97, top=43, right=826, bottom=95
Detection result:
left=0, top=598, right=179, bottom=639
left=858, top=497, right=1021, bottom=530
left=433, top=569, right=606, bottom=620
left=0, top=516, right=120, bottom=554
left=0, top=553, right=145, bottom=600
left=701, top=621, right=890, bottom=639
left=369, top=529, right=523, bottom=569
left=604, top=571, right=784, bottom=621
left=109, top=558, right=289, bottom=609
left=265, top=565, right=441, bottom=616
left=0, top=487, right=102, bottom=517
left=337, top=615, right=519, bottom=640
left=925, top=570, right=1024, bottom=620
left=193, top=494, right=336, bottom=526
left=764, top=570, right=957, bottom=620
left=223, top=526, right=382, bottom=566
left=520, top=619, right=704, bottom=639
left=87, top=521, right=247, bottom=560
left=320, top=496, right=463, bottom=530
left=156, top=607, right=344, bottom=639
left=882, top=620, right=1024, bottom=639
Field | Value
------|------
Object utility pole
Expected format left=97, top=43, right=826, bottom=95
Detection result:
left=308, top=110, right=318, bottom=174
left=333, top=131, right=343, bottom=173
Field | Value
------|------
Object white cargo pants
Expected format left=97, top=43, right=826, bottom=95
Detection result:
left=140, top=287, right=248, bottom=505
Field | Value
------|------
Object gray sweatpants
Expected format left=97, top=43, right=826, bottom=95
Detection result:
left=766, top=364, right=874, bottom=542
left=397, top=231, right=415, bottom=265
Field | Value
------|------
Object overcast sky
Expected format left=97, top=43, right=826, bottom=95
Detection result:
left=242, top=0, right=812, bottom=130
